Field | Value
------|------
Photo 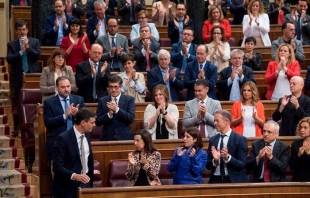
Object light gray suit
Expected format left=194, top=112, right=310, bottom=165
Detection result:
left=95, top=33, right=129, bottom=71
left=285, top=13, right=310, bottom=45
left=271, top=37, right=305, bottom=62
left=183, top=97, right=222, bottom=138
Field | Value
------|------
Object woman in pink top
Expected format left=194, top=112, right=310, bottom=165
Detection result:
left=60, top=18, right=90, bottom=72
left=202, top=6, right=231, bottom=44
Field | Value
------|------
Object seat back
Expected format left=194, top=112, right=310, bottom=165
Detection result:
left=91, top=125, right=103, bottom=141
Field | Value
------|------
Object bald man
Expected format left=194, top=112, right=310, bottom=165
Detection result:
left=272, top=76, right=310, bottom=136
left=75, top=44, right=110, bottom=103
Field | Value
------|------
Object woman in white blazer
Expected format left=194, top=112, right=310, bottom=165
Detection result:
left=241, top=0, right=271, bottom=47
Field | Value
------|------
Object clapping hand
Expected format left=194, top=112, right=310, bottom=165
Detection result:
left=128, top=153, right=135, bottom=164
left=211, top=146, right=221, bottom=163
left=290, top=95, right=300, bottom=109
left=177, top=147, right=186, bottom=156
left=101, top=61, right=108, bottom=74
left=170, top=68, right=176, bottom=80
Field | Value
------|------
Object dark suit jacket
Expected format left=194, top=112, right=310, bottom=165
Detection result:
left=247, top=139, right=290, bottom=182
left=285, top=13, right=310, bottom=45
left=243, top=51, right=262, bottom=71
left=117, top=0, right=146, bottom=25
left=289, top=139, right=310, bottom=181
left=75, top=61, right=110, bottom=103
left=95, top=94, right=135, bottom=141
left=168, top=18, right=194, bottom=45
left=147, top=66, right=184, bottom=101
left=207, top=131, right=248, bottom=183
left=216, top=65, right=256, bottom=101
left=272, top=94, right=310, bottom=136
left=44, top=13, right=73, bottom=46
left=230, top=0, right=247, bottom=24
left=11, top=0, right=30, bottom=5
left=86, top=0, right=117, bottom=18
left=52, top=128, right=94, bottom=198
left=184, top=60, right=218, bottom=100
left=170, top=42, right=197, bottom=70
left=6, top=38, right=41, bottom=93
left=132, top=38, right=160, bottom=72
left=44, top=94, right=85, bottom=158
left=86, top=14, right=109, bottom=44
left=305, top=65, right=310, bottom=91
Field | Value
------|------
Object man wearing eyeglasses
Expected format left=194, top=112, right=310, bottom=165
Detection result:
left=96, top=75, right=135, bottom=141
left=118, top=0, right=146, bottom=25
left=170, top=27, right=197, bottom=73
left=168, top=3, right=194, bottom=45
left=246, top=120, right=290, bottom=183
left=216, top=49, right=256, bottom=101
left=95, top=17, right=129, bottom=72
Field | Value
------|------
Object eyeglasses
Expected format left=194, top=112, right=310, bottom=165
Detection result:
left=182, top=33, right=193, bottom=36
left=108, top=86, right=120, bottom=90
left=138, top=17, right=147, bottom=20
left=300, top=126, right=310, bottom=130
left=213, top=32, right=222, bottom=35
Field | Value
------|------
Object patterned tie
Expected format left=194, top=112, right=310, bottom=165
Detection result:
left=63, top=98, right=73, bottom=130
left=199, top=64, right=203, bottom=70
left=92, top=63, right=98, bottom=99
left=111, top=37, right=118, bottom=69
left=263, top=144, right=271, bottom=182
left=199, top=101, right=206, bottom=138
left=80, top=135, right=87, bottom=174
left=22, top=52, right=29, bottom=72
left=296, top=15, right=301, bottom=40
left=114, top=97, right=118, bottom=105
left=220, top=134, right=226, bottom=176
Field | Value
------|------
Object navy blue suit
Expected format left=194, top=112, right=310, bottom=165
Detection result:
left=207, top=131, right=248, bottom=183
left=168, top=19, right=194, bottom=45
left=184, top=60, right=217, bottom=100
left=44, top=94, right=85, bottom=158
left=170, top=42, right=197, bottom=70
left=95, top=94, right=135, bottom=141
left=216, top=65, right=256, bottom=101
left=86, top=14, right=109, bottom=44
left=147, top=66, right=184, bottom=101
left=44, top=13, right=73, bottom=46
left=52, top=128, right=94, bottom=198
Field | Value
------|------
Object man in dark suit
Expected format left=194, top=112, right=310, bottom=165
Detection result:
left=247, top=120, right=290, bottom=182
left=86, top=0, right=117, bottom=18
left=133, top=25, right=160, bottom=72
left=44, top=76, right=85, bottom=159
left=118, top=0, right=146, bottom=25
left=44, top=0, right=73, bottom=46
left=184, top=45, right=217, bottom=100
left=285, top=0, right=310, bottom=45
left=95, top=17, right=129, bottom=72
left=230, top=0, right=248, bottom=24
left=207, top=110, right=248, bottom=183
left=86, top=1, right=109, bottom=44
left=52, top=108, right=95, bottom=198
left=76, top=44, right=110, bottom=103
left=95, top=75, right=135, bottom=141
left=168, top=3, right=194, bottom=45
left=147, top=49, right=184, bottom=101
left=6, top=19, right=41, bottom=135
left=273, top=76, right=310, bottom=136
left=170, top=27, right=197, bottom=72
left=216, top=49, right=256, bottom=101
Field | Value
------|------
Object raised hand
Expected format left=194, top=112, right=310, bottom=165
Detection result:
left=198, top=69, right=205, bottom=80
left=117, top=46, right=124, bottom=55
left=90, top=62, right=96, bottom=75
left=255, top=16, right=259, bottom=26
left=189, top=147, right=196, bottom=157
left=62, top=15, right=66, bottom=26
left=81, top=33, right=87, bottom=44
left=140, top=152, right=147, bottom=164
left=177, top=147, right=186, bottom=156
left=54, top=17, right=59, bottom=29
left=164, top=69, right=169, bottom=82
left=128, top=153, right=135, bottom=164
left=181, top=42, right=188, bottom=56
left=173, top=19, right=179, bottom=29
left=211, top=146, right=220, bottom=163
left=291, top=10, right=296, bottom=22
left=96, top=22, right=101, bottom=33
left=290, top=95, right=300, bottom=109
left=281, top=95, right=290, bottom=107
left=101, top=61, right=108, bottom=74
left=252, top=108, right=257, bottom=119
left=170, top=68, right=176, bottom=80
left=69, top=33, right=75, bottom=44
left=184, top=15, right=189, bottom=25
left=110, top=47, right=116, bottom=57
left=220, top=147, right=229, bottom=159
left=236, top=67, right=243, bottom=78
left=265, top=145, right=273, bottom=159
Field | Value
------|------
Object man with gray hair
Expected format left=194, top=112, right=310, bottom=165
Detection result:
left=273, top=76, right=310, bottom=136
left=133, top=24, right=160, bottom=72
left=246, top=120, right=290, bottom=182
left=147, top=49, right=184, bottom=101
left=216, top=49, right=256, bottom=101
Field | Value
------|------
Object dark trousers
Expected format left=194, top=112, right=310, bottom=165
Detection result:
left=209, top=175, right=231, bottom=183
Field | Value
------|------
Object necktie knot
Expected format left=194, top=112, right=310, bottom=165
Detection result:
left=199, top=64, right=203, bottom=70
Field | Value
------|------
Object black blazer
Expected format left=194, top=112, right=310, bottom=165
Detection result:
left=86, top=0, right=117, bottom=18
left=243, top=52, right=262, bottom=71
left=44, top=94, right=85, bottom=158
left=267, top=2, right=290, bottom=24
left=52, top=128, right=94, bottom=198
left=216, top=65, right=256, bottom=101
left=168, top=18, right=194, bottom=45
left=147, top=66, right=184, bottom=101
left=207, top=131, right=248, bottom=183
left=117, top=0, right=146, bottom=25
left=230, top=0, right=247, bottom=24
left=247, top=139, right=290, bottom=182
left=304, top=65, right=310, bottom=91
left=86, top=14, right=109, bottom=44
left=95, top=94, right=135, bottom=141
left=6, top=38, right=41, bottom=90
left=75, top=61, right=110, bottom=103
left=184, top=60, right=218, bottom=100
left=132, top=38, right=160, bottom=72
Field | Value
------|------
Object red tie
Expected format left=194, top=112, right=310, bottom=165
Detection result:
left=145, top=51, right=151, bottom=71
left=199, top=101, right=206, bottom=138
left=20, top=0, right=26, bottom=6
left=263, top=145, right=271, bottom=182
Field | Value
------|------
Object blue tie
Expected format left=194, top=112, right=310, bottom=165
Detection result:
left=63, top=98, right=73, bottom=130
left=220, top=134, right=226, bottom=176
left=199, top=64, right=203, bottom=70
left=181, top=55, right=187, bottom=72
left=22, top=52, right=29, bottom=72
left=296, top=15, right=301, bottom=40
left=111, top=37, right=118, bottom=69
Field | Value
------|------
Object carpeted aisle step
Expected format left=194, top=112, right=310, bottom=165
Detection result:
left=0, top=148, right=17, bottom=159
left=0, top=169, right=27, bottom=186
left=0, top=135, right=15, bottom=147
left=0, top=158, right=20, bottom=170
left=0, top=124, right=10, bottom=136
left=0, top=184, right=30, bottom=197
